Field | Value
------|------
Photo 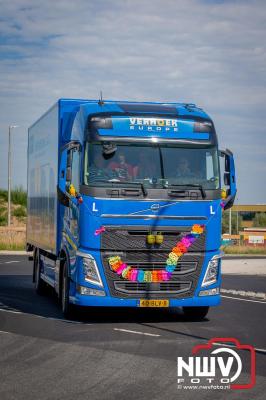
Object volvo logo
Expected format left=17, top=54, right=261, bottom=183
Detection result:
left=150, top=203, right=160, bottom=212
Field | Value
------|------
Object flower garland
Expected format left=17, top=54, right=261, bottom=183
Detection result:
left=108, top=224, right=204, bottom=283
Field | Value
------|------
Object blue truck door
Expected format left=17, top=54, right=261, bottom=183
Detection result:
left=55, top=144, right=81, bottom=293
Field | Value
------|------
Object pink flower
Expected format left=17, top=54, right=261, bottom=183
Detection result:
left=116, top=263, right=127, bottom=274
left=181, top=237, right=191, bottom=247
left=130, top=269, right=138, bottom=281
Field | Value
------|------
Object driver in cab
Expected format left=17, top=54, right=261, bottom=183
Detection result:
left=88, top=154, right=115, bottom=183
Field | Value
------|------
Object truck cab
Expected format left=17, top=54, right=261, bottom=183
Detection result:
left=27, top=99, right=236, bottom=319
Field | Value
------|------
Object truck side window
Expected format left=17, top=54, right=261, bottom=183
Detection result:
left=68, top=148, right=80, bottom=192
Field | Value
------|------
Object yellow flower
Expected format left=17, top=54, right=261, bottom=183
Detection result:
left=221, top=189, right=227, bottom=199
left=191, top=224, right=204, bottom=234
left=169, top=252, right=179, bottom=262
left=69, top=184, right=76, bottom=197
left=109, top=256, right=121, bottom=266
left=144, top=271, right=152, bottom=282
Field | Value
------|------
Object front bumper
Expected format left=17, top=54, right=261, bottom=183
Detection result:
left=69, top=293, right=221, bottom=307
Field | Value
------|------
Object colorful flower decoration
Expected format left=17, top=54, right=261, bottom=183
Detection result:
left=94, top=226, right=106, bottom=236
left=108, top=224, right=204, bottom=283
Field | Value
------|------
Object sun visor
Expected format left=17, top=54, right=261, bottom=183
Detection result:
left=87, top=115, right=216, bottom=144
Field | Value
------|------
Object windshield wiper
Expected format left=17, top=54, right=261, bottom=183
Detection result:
left=108, top=180, right=147, bottom=197
left=164, top=184, right=206, bottom=199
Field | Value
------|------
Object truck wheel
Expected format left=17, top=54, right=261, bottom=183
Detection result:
left=61, top=260, right=74, bottom=319
left=182, top=306, right=209, bottom=320
left=34, top=249, right=47, bottom=295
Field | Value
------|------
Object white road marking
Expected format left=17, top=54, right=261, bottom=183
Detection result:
left=0, top=308, right=92, bottom=324
left=221, top=288, right=266, bottom=300
left=47, top=317, right=92, bottom=325
left=4, top=260, right=20, bottom=264
left=213, top=342, right=237, bottom=349
left=114, top=328, right=160, bottom=337
left=0, top=307, right=22, bottom=314
left=253, top=347, right=266, bottom=353
left=0, top=330, right=10, bottom=334
left=221, top=295, right=266, bottom=304
left=213, top=342, right=266, bottom=354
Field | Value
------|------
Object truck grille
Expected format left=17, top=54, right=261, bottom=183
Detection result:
left=114, top=281, right=192, bottom=295
left=101, top=226, right=206, bottom=299
left=101, top=226, right=205, bottom=251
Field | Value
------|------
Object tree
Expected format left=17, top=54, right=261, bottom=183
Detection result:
left=222, top=210, right=242, bottom=234
left=253, top=213, right=266, bottom=227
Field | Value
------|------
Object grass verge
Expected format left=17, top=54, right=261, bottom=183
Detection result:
left=222, top=245, right=266, bottom=255
left=0, top=230, right=25, bottom=251
left=0, top=243, right=25, bottom=251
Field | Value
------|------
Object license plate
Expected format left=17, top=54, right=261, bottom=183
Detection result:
left=139, top=299, right=169, bottom=307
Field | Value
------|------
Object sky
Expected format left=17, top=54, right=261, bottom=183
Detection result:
left=0, top=0, right=265, bottom=204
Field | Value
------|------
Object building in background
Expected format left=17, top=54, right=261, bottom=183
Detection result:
left=222, top=205, right=266, bottom=246
left=239, top=228, right=266, bottom=247
left=232, top=204, right=266, bottom=229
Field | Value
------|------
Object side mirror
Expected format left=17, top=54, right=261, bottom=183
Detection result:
left=219, top=149, right=237, bottom=210
left=102, top=142, right=117, bottom=156
left=58, top=143, right=81, bottom=207
left=224, top=172, right=230, bottom=186
left=66, top=166, right=72, bottom=182
left=67, top=151, right=72, bottom=167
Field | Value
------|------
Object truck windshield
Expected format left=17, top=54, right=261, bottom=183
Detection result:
left=84, top=143, right=220, bottom=190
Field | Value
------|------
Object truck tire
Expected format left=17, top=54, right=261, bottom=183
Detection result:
left=34, top=249, right=47, bottom=295
left=61, top=259, right=74, bottom=319
left=182, top=306, right=209, bottom=320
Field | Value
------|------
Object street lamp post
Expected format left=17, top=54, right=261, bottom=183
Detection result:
left=229, top=208, right=232, bottom=236
left=7, top=125, right=19, bottom=226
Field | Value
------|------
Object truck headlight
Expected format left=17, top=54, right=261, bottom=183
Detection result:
left=201, top=255, right=220, bottom=287
left=77, top=252, right=103, bottom=287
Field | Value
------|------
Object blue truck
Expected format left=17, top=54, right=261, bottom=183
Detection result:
left=26, top=99, right=236, bottom=319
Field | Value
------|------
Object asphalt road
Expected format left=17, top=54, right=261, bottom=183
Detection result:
left=0, top=255, right=265, bottom=400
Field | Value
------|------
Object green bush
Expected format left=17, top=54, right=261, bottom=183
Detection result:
left=0, top=187, right=27, bottom=207
left=11, top=187, right=27, bottom=207
left=0, top=189, right=8, bottom=202
left=13, top=206, right=27, bottom=218
left=222, top=210, right=242, bottom=234
left=253, top=213, right=266, bottom=227
left=0, top=213, right=7, bottom=226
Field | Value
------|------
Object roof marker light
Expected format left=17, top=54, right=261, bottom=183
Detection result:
left=193, top=121, right=213, bottom=133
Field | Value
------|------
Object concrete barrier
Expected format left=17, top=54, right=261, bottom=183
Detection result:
left=222, top=258, right=266, bottom=275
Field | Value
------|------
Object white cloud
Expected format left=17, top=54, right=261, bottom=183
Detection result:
left=0, top=0, right=265, bottom=203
